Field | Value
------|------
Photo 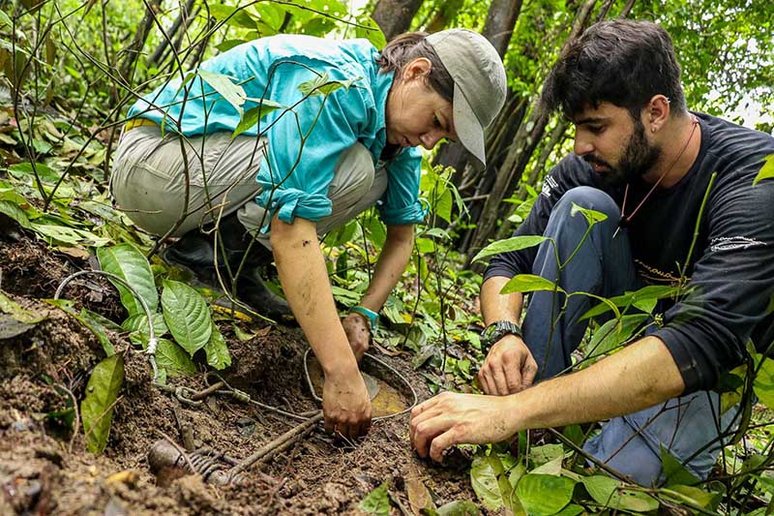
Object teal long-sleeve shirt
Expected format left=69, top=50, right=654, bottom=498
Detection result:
left=127, top=35, right=425, bottom=227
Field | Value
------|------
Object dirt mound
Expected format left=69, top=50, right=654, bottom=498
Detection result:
left=0, top=236, right=475, bottom=514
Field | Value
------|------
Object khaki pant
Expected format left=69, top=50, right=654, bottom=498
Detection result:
left=110, top=126, right=387, bottom=248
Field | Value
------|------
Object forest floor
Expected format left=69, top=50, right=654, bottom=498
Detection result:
left=0, top=234, right=477, bottom=515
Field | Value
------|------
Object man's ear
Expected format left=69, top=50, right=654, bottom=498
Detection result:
left=402, top=57, right=433, bottom=82
left=644, top=94, right=671, bottom=134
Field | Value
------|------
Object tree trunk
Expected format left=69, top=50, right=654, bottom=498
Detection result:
left=372, top=0, right=424, bottom=41
left=119, top=0, right=162, bottom=84
left=464, top=0, right=600, bottom=261
left=482, top=0, right=523, bottom=56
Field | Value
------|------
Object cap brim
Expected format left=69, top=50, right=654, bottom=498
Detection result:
left=453, top=84, right=486, bottom=169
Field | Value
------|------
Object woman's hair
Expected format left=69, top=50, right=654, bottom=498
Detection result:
left=377, top=32, right=454, bottom=102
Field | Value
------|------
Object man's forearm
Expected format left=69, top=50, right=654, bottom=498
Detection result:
left=480, top=276, right=524, bottom=325
left=271, top=216, right=358, bottom=376
left=359, top=224, right=414, bottom=311
left=509, top=335, right=686, bottom=430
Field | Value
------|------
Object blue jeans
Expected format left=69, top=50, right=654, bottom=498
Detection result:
left=522, top=187, right=738, bottom=486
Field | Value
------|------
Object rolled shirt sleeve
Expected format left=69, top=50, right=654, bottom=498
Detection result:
left=379, top=146, right=426, bottom=225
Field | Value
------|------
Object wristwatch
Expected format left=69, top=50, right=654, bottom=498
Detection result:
left=350, top=305, right=379, bottom=332
left=481, top=320, right=523, bottom=352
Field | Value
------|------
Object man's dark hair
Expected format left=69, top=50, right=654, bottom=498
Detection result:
left=541, top=19, right=687, bottom=120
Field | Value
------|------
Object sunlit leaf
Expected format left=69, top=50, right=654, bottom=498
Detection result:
left=753, top=154, right=774, bottom=186
left=32, top=223, right=110, bottom=247
left=471, top=454, right=516, bottom=512
left=204, top=322, right=232, bottom=370
left=516, top=474, right=575, bottom=515
left=501, top=274, right=562, bottom=295
left=660, top=445, right=700, bottom=486
left=298, top=72, right=359, bottom=97
left=472, top=236, right=548, bottom=263
left=122, top=312, right=168, bottom=337
left=359, top=481, right=390, bottom=515
left=98, top=244, right=159, bottom=316
left=570, top=202, right=608, bottom=226
left=354, top=15, right=387, bottom=49
left=663, top=484, right=720, bottom=510
left=81, top=354, right=124, bottom=454
left=161, top=280, right=212, bottom=356
left=198, top=69, right=246, bottom=115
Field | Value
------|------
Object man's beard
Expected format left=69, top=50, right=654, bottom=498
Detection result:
left=587, top=119, right=661, bottom=188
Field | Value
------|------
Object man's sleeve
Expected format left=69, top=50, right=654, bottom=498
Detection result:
left=255, top=60, right=372, bottom=225
left=484, top=155, right=593, bottom=280
left=655, top=176, right=774, bottom=393
left=378, top=147, right=426, bottom=225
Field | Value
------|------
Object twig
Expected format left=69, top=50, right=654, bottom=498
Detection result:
left=156, top=429, right=196, bottom=474
left=227, top=412, right=323, bottom=480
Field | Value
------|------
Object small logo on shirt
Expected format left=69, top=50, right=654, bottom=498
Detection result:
left=541, top=175, right=559, bottom=198
left=709, top=236, right=766, bottom=252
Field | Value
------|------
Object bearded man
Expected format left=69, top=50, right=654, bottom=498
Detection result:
left=410, top=19, right=774, bottom=485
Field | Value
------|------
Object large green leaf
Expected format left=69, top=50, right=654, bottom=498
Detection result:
left=662, top=485, right=720, bottom=510
left=516, top=474, right=575, bottom=515
left=81, top=354, right=124, bottom=454
left=470, top=454, right=523, bottom=514
left=587, top=314, right=650, bottom=358
left=31, top=223, right=110, bottom=247
left=753, top=154, right=774, bottom=186
left=501, top=274, right=563, bottom=295
left=660, top=445, right=700, bottom=486
left=155, top=338, right=197, bottom=377
left=204, top=322, right=232, bottom=370
left=161, top=280, right=212, bottom=355
left=582, top=285, right=678, bottom=319
left=581, top=476, right=659, bottom=512
left=472, top=236, right=549, bottom=263
left=359, top=481, right=390, bottom=515
left=97, top=244, right=158, bottom=315
left=752, top=355, right=774, bottom=410
left=122, top=312, right=168, bottom=337
left=354, top=15, right=387, bottom=49
left=198, top=69, right=246, bottom=115
left=232, top=99, right=283, bottom=138
left=0, top=199, right=31, bottom=228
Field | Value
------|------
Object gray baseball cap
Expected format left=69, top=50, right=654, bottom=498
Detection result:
left=427, top=29, right=507, bottom=168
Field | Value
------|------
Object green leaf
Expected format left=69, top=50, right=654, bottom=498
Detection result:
left=208, top=3, right=258, bottom=29
left=753, top=154, right=774, bottom=186
left=97, top=244, right=159, bottom=315
left=198, top=69, right=246, bottom=115
left=122, top=312, right=168, bottom=337
left=435, top=188, right=453, bottom=223
left=359, top=481, right=391, bottom=515
left=435, top=500, right=480, bottom=515
left=232, top=100, right=283, bottom=138
left=663, top=485, right=720, bottom=510
left=501, top=274, right=563, bottom=295
left=0, top=9, right=12, bottom=29
left=528, top=443, right=564, bottom=468
left=554, top=504, right=584, bottom=516
left=204, top=322, right=232, bottom=370
left=516, top=474, right=575, bottom=515
left=582, top=285, right=678, bottom=319
left=31, top=223, right=111, bottom=247
left=155, top=338, right=197, bottom=377
left=298, top=71, right=359, bottom=97
left=47, top=300, right=114, bottom=356
left=752, top=356, right=774, bottom=410
left=81, top=354, right=124, bottom=454
left=8, top=162, right=60, bottom=183
left=660, top=445, right=700, bottom=486
left=581, top=476, right=659, bottom=512
left=587, top=314, right=649, bottom=358
left=161, top=280, right=212, bottom=355
left=354, top=15, right=387, bottom=49
left=471, top=454, right=516, bottom=512
left=0, top=291, right=46, bottom=324
left=0, top=199, right=31, bottom=228
left=570, top=203, right=609, bottom=226
left=472, top=236, right=549, bottom=263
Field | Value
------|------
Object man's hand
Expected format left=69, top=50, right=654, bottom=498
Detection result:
left=342, top=312, right=370, bottom=361
left=322, top=366, right=372, bottom=440
left=478, top=334, right=538, bottom=396
left=410, top=392, right=518, bottom=462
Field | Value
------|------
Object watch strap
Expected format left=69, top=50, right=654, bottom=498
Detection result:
left=351, top=305, right=379, bottom=331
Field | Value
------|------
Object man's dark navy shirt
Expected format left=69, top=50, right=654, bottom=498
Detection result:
left=485, top=113, right=774, bottom=393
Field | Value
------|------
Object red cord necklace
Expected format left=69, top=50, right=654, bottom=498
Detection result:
left=613, top=116, right=699, bottom=239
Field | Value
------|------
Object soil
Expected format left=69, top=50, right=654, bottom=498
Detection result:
left=0, top=233, right=477, bottom=515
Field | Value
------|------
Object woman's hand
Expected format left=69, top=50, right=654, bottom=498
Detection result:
left=342, top=312, right=370, bottom=361
left=323, top=365, right=372, bottom=439
left=410, top=392, right=518, bottom=462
